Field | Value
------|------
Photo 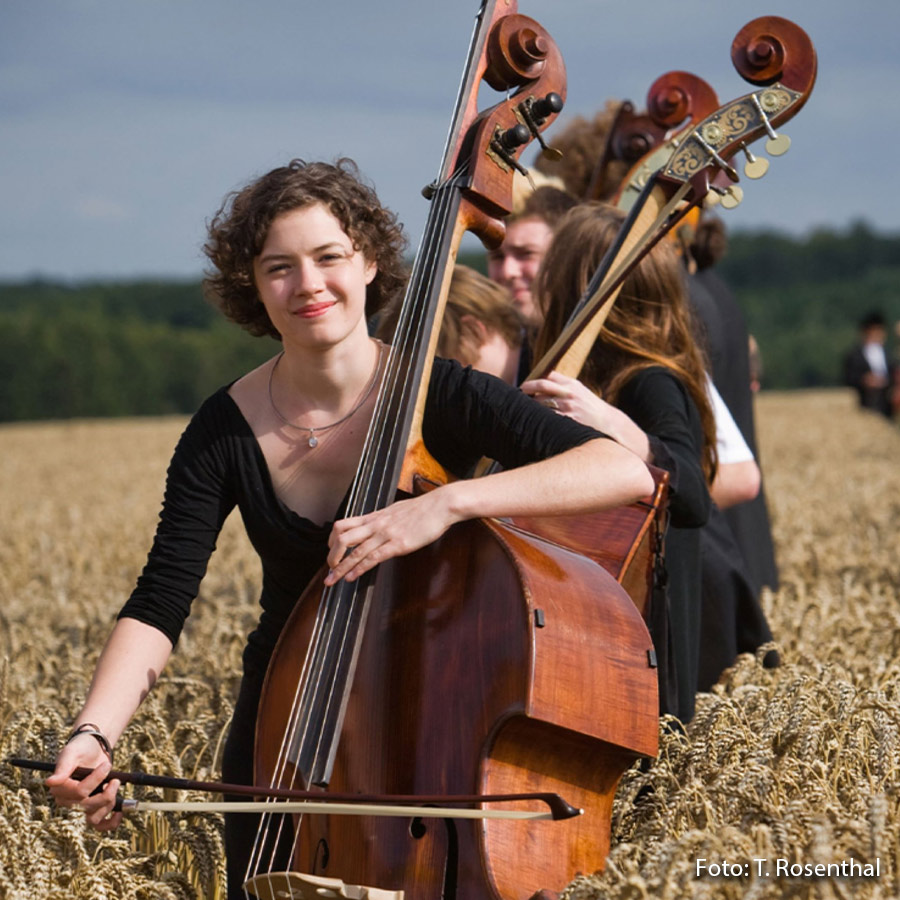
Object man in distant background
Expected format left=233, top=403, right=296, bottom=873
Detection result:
left=844, top=311, right=894, bottom=418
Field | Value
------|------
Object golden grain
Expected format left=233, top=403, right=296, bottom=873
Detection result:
left=1, top=391, right=899, bottom=897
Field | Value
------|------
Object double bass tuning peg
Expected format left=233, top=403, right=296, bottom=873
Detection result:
left=751, top=91, right=792, bottom=157
left=497, top=123, right=531, bottom=152
left=529, top=92, right=564, bottom=124
left=706, top=183, right=745, bottom=210
left=519, top=93, right=564, bottom=161
left=490, top=124, right=532, bottom=179
left=766, top=133, right=791, bottom=156
left=719, top=184, right=744, bottom=210
left=740, top=142, right=769, bottom=179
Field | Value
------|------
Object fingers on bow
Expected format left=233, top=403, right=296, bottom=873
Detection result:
left=48, top=760, right=122, bottom=830
left=83, top=778, right=122, bottom=830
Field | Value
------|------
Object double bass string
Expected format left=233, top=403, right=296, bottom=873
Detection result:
left=357, top=167, right=470, bottom=509
left=244, top=167, right=468, bottom=889
left=297, top=171, right=469, bottom=781
left=243, top=596, right=338, bottom=889
left=282, top=172, right=468, bottom=780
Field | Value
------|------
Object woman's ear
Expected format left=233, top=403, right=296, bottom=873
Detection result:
left=459, top=314, right=489, bottom=347
left=364, top=258, right=378, bottom=285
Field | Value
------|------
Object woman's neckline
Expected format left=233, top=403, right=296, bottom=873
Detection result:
left=219, top=386, right=344, bottom=531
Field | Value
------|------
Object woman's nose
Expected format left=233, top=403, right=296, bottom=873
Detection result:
left=294, top=261, right=324, bottom=294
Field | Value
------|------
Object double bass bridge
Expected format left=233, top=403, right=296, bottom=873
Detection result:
left=244, top=871, right=403, bottom=900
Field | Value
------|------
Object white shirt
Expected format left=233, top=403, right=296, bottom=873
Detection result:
left=707, top=376, right=754, bottom=464
left=862, top=341, right=889, bottom=378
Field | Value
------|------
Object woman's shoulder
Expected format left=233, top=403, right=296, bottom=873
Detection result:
left=621, top=365, right=690, bottom=400
left=177, top=382, right=253, bottom=456
left=193, top=383, right=243, bottom=423
left=223, top=355, right=277, bottom=426
left=429, top=355, right=514, bottom=400
left=618, top=365, right=699, bottom=426
left=427, top=356, right=531, bottom=420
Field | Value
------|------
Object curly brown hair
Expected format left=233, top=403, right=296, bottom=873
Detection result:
left=533, top=202, right=718, bottom=483
left=203, top=158, right=408, bottom=339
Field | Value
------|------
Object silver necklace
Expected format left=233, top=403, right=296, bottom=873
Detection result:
left=267, top=340, right=385, bottom=448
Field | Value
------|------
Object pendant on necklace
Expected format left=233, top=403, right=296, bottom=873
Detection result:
left=307, top=433, right=319, bottom=449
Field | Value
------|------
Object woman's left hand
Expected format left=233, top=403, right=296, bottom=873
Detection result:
left=325, top=491, right=457, bottom=585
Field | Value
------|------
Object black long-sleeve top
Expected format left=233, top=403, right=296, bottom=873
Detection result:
left=617, top=366, right=710, bottom=723
left=119, top=357, right=607, bottom=672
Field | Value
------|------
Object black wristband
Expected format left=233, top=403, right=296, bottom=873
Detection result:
left=66, top=722, right=113, bottom=762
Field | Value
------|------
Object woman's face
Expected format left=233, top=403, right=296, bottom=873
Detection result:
left=253, top=203, right=376, bottom=350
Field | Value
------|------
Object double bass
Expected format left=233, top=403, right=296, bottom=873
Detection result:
left=248, top=3, right=659, bottom=898
left=505, top=17, right=817, bottom=621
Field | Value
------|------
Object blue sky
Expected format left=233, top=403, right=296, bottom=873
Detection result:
left=2, top=1, right=897, bottom=280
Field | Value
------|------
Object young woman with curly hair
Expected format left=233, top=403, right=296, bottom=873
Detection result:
left=48, top=160, right=653, bottom=896
left=523, top=201, right=715, bottom=724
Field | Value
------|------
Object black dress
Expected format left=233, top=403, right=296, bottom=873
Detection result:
left=688, top=272, right=780, bottom=690
left=690, top=270, right=779, bottom=595
left=118, top=357, right=607, bottom=897
left=616, top=367, right=710, bottom=724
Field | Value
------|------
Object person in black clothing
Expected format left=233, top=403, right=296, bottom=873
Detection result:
left=686, top=217, right=780, bottom=688
left=688, top=217, right=780, bottom=593
left=522, top=202, right=715, bottom=724
left=844, top=311, right=894, bottom=418
left=46, top=159, right=653, bottom=897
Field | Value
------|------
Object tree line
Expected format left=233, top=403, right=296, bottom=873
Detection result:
left=1, top=221, right=898, bottom=422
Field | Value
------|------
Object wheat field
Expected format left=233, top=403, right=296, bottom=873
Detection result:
left=1, top=389, right=898, bottom=899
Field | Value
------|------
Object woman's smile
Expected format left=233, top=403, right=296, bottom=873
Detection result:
left=293, top=300, right=337, bottom=318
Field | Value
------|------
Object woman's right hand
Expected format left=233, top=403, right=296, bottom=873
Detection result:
left=41, top=619, right=173, bottom=831
left=521, top=371, right=652, bottom=463
left=45, top=734, right=122, bottom=831
left=521, top=371, right=619, bottom=431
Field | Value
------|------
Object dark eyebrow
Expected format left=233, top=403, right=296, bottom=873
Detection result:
left=257, top=241, right=348, bottom=264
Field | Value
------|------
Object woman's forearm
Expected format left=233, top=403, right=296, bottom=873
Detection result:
left=47, top=617, right=174, bottom=825
left=710, top=459, right=761, bottom=509
left=596, top=407, right=653, bottom=463
left=325, top=438, right=653, bottom=584
left=72, top=617, right=173, bottom=745
left=444, top=437, right=653, bottom=522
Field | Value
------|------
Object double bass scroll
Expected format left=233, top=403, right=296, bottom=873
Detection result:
left=588, top=70, right=719, bottom=204
left=527, top=16, right=817, bottom=387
